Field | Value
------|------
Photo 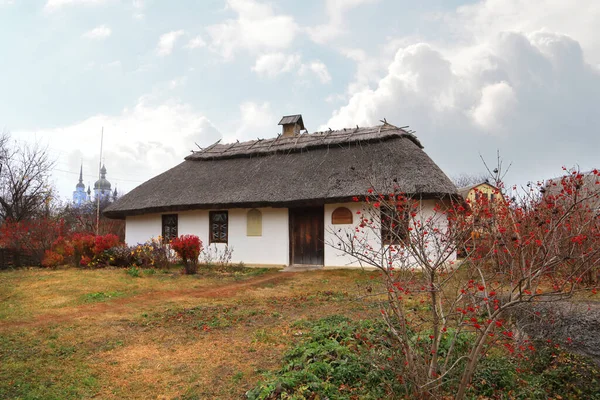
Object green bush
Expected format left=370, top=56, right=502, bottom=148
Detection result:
left=247, top=315, right=402, bottom=400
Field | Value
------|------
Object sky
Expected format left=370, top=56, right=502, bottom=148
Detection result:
left=1, top=0, right=599, bottom=201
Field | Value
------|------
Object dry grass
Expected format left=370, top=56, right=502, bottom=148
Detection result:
left=0, top=266, right=381, bottom=399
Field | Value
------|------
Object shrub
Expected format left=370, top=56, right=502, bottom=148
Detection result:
left=129, top=238, right=172, bottom=269
left=171, top=235, right=202, bottom=274
left=94, top=234, right=120, bottom=254
left=41, top=250, right=64, bottom=269
left=247, top=316, right=402, bottom=399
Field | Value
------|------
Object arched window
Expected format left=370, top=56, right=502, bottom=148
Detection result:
left=331, top=207, right=353, bottom=225
left=247, top=209, right=262, bottom=236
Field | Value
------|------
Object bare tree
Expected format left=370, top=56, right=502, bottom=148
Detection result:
left=0, top=132, right=55, bottom=222
left=451, top=173, right=489, bottom=188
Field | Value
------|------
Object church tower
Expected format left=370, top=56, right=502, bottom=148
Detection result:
left=72, top=164, right=90, bottom=206
left=94, top=164, right=112, bottom=202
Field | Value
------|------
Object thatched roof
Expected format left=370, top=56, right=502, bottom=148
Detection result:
left=104, top=123, right=457, bottom=219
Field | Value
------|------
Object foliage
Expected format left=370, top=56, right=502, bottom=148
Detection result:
left=127, top=238, right=173, bottom=269
left=171, top=234, right=202, bottom=274
left=247, top=316, right=403, bottom=400
left=249, top=317, right=600, bottom=399
left=0, top=217, right=67, bottom=266
left=41, top=250, right=64, bottom=269
left=329, top=164, right=600, bottom=399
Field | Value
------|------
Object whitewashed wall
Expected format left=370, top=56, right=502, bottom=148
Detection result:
left=324, top=202, right=379, bottom=268
left=125, top=207, right=289, bottom=267
left=124, top=200, right=454, bottom=269
left=125, top=214, right=161, bottom=245
left=324, top=200, right=456, bottom=268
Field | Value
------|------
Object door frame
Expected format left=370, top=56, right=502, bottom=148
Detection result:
left=288, top=206, right=325, bottom=266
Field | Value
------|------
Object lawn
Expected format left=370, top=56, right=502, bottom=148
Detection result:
left=0, top=266, right=381, bottom=399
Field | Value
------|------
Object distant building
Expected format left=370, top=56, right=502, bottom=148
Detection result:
left=72, top=165, right=90, bottom=206
left=458, top=181, right=502, bottom=205
left=73, top=164, right=118, bottom=206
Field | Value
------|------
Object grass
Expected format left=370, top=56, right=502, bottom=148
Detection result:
left=0, top=266, right=381, bottom=399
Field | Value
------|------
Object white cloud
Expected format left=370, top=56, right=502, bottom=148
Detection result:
left=451, top=0, right=600, bottom=63
left=225, top=101, right=276, bottom=143
left=299, top=60, right=332, bottom=84
left=252, top=52, right=300, bottom=78
left=45, top=0, right=112, bottom=11
left=325, top=31, right=600, bottom=182
left=13, top=96, right=221, bottom=199
left=156, top=30, right=185, bottom=57
left=307, top=0, right=379, bottom=44
left=470, top=82, right=517, bottom=131
left=185, top=35, right=206, bottom=49
left=82, top=25, right=111, bottom=40
left=206, top=0, right=299, bottom=60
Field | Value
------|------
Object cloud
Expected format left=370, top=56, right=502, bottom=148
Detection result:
left=251, top=53, right=332, bottom=84
left=451, top=0, right=600, bottom=63
left=156, top=30, right=185, bottom=57
left=82, top=25, right=111, bottom=40
left=298, top=60, right=332, bottom=84
left=252, top=52, right=300, bottom=78
left=470, top=82, right=517, bottom=130
left=185, top=35, right=206, bottom=49
left=307, top=0, right=379, bottom=44
left=325, top=31, right=600, bottom=183
left=227, top=101, right=276, bottom=142
left=45, top=0, right=112, bottom=11
left=206, top=0, right=299, bottom=60
left=13, top=96, right=222, bottom=199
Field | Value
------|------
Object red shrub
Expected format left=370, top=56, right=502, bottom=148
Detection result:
left=42, top=250, right=64, bottom=269
left=94, top=234, right=120, bottom=255
left=170, top=235, right=203, bottom=274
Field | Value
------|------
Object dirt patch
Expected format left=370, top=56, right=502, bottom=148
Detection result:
left=0, top=272, right=294, bottom=331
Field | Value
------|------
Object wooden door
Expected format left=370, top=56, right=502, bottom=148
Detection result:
left=290, top=207, right=325, bottom=265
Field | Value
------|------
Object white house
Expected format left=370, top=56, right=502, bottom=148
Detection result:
left=104, top=115, right=457, bottom=270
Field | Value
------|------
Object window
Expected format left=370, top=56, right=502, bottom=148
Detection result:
left=247, top=209, right=262, bottom=236
left=331, top=207, right=353, bottom=224
left=210, top=211, right=228, bottom=244
left=162, top=214, right=178, bottom=242
left=381, top=206, right=409, bottom=245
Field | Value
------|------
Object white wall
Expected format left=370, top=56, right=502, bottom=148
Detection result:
left=124, top=201, right=454, bottom=269
left=125, top=208, right=289, bottom=267
left=324, top=200, right=456, bottom=269
left=125, top=214, right=161, bottom=245
left=324, top=202, right=380, bottom=268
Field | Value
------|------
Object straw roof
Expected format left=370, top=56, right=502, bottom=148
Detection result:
left=104, top=123, right=457, bottom=219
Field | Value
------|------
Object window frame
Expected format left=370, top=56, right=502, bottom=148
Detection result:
left=209, top=210, right=229, bottom=244
left=161, top=214, right=178, bottom=243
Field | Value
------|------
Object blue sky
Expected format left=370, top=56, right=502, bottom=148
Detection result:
left=1, top=0, right=599, bottom=200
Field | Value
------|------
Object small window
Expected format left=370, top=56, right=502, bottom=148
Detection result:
left=381, top=207, right=409, bottom=245
left=247, top=209, right=262, bottom=236
left=210, top=211, right=228, bottom=244
left=162, top=214, right=178, bottom=242
left=332, top=207, right=353, bottom=224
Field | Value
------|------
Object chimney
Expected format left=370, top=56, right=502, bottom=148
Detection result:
left=278, top=114, right=305, bottom=137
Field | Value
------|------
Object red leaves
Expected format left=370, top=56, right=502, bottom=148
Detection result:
left=170, top=235, right=203, bottom=263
